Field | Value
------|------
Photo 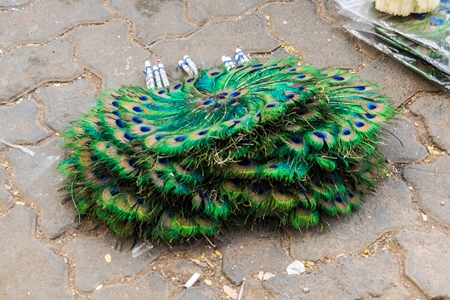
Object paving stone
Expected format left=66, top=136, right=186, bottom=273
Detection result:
left=0, top=99, right=49, bottom=144
left=410, top=95, right=450, bottom=152
left=396, top=231, right=450, bottom=299
left=110, top=0, right=195, bottom=45
left=289, top=177, right=418, bottom=261
left=218, top=225, right=291, bottom=285
left=379, top=115, right=428, bottom=163
left=264, top=251, right=408, bottom=299
left=6, top=138, right=77, bottom=239
left=176, top=285, right=220, bottom=300
left=0, top=166, right=13, bottom=211
left=358, top=55, right=439, bottom=107
left=0, top=0, right=111, bottom=50
left=242, top=279, right=267, bottom=299
left=69, top=19, right=149, bottom=90
left=403, top=155, right=450, bottom=226
left=150, top=13, right=279, bottom=78
left=35, top=79, right=97, bottom=133
left=0, top=205, right=72, bottom=299
left=188, top=0, right=265, bottom=24
left=0, top=0, right=31, bottom=7
left=93, top=271, right=168, bottom=299
left=262, top=0, right=364, bottom=69
left=0, top=39, right=82, bottom=103
left=317, top=0, right=348, bottom=24
left=64, top=233, right=165, bottom=292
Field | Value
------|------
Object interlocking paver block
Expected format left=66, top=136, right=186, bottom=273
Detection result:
left=264, top=251, right=408, bottom=299
left=177, top=285, right=220, bottom=300
left=219, top=226, right=291, bottom=285
left=0, top=39, right=82, bottom=103
left=289, top=177, right=418, bottom=261
left=110, top=0, right=195, bottom=45
left=262, top=0, right=364, bottom=68
left=0, top=0, right=31, bottom=7
left=404, top=155, right=450, bottom=226
left=69, top=19, right=149, bottom=90
left=150, top=13, right=279, bottom=78
left=358, top=55, right=438, bottom=107
left=93, top=271, right=168, bottom=299
left=0, top=205, right=72, bottom=299
left=0, top=99, right=49, bottom=144
left=6, top=138, right=77, bottom=239
left=187, top=0, right=265, bottom=24
left=0, top=0, right=111, bottom=50
left=410, top=95, right=450, bottom=152
left=397, top=231, right=450, bottom=299
left=35, top=79, right=97, bottom=133
left=379, top=115, right=428, bottom=163
left=0, top=166, right=13, bottom=211
left=64, top=234, right=165, bottom=292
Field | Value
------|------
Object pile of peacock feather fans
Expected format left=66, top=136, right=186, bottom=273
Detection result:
left=59, top=50, right=395, bottom=243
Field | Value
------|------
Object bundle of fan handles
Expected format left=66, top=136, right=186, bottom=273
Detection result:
left=59, top=48, right=395, bottom=243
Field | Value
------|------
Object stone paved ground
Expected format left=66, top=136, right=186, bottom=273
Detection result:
left=0, top=0, right=449, bottom=299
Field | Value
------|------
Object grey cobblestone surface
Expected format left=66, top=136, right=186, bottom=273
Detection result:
left=0, top=0, right=446, bottom=299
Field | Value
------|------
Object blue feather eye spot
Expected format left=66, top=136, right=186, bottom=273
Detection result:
left=232, top=120, right=241, bottom=124
left=117, top=150, right=124, bottom=155
left=367, top=103, right=377, bottom=110
left=174, top=136, right=187, bottom=142
left=286, top=93, right=295, bottom=99
left=411, top=13, right=426, bottom=20
left=197, top=130, right=208, bottom=136
left=132, top=116, right=143, bottom=124
left=321, top=73, right=328, bottom=77
left=158, top=157, right=168, bottom=165
left=253, top=186, right=266, bottom=195
left=296, top=86, right=305, bottom=91
left=236, top=65, right=244, bottom=69
left=252, top=63, right=263, bottom=68
left=296, top=110, right=306, bottom=115
left=99, top=173, right=108, bottom=181
left=139, top=96, right=148, bottom=101
left=124, top=133, right=133, bottom=141
left=186, top=77, right=195, bottom=83
left=133, top=106, right=144, bottom=113
left=112, top=110, right=121, bottom=117
left=213, top=102, right=222, bottom=108
left=354, top=86, right=366, bottom=91
left=237, top=159, right=251, bottom=166
left=266, top=103, right=277, bottom=108
left=112, top=101, right=119, bottom=107
left=430, top=16, right=444, bottom=26
left=342, top=129, right=352, bottom=136
left=290, top=136, right=303, bottom=144
left=128, top=158, right=137, bottom=167
left=289, top=68, right=297, bottom=72
left=355, top=121, right=365, bottom=128
left=173, top=83, right=182, bottom=90
left=155, top=134, right=166, bottom=141
left=110, top=189, right=120, bottom=196
left=256, top=112, right=261, bottom=118
left=115, top=119, right=126, bottom=128
left=228, top=99, right=237, bottom=105
left=210, top=71, right=221, bottom=76
left=347, top=191, right=355, bottom=198
left=135, top=198, right=145, bottom=205
left=203, top=99, right=213, bottom=105
left=157, top=89, right=166, bottom=95
left=231, top=91, right=241, bottom=98
left=269, top=164, right=278, bottom=169
left=333, top=76, right=345, bottom=81
left=296, top=74, right=306, bottom=79
left=334, top=195, right=344, bottom=203
left=365, top=114, right=375, bottom=120
left=167, top=211, right=175, bottom=218
left=90, top=154, right=99, bottom=162
left=313, top=131, right=327, bottom=139
left=140, top=126, right=151, bottom=132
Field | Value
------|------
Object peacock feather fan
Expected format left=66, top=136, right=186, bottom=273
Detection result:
left=59, top=50, right=395, bottom=243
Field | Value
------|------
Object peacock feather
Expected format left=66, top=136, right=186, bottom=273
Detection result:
left=59, top=50, right=395, bottom=243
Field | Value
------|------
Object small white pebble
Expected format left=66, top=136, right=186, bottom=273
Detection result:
left=441, top=201, right=445, bottom=206
left=303, top=287, right=309, bottom=293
